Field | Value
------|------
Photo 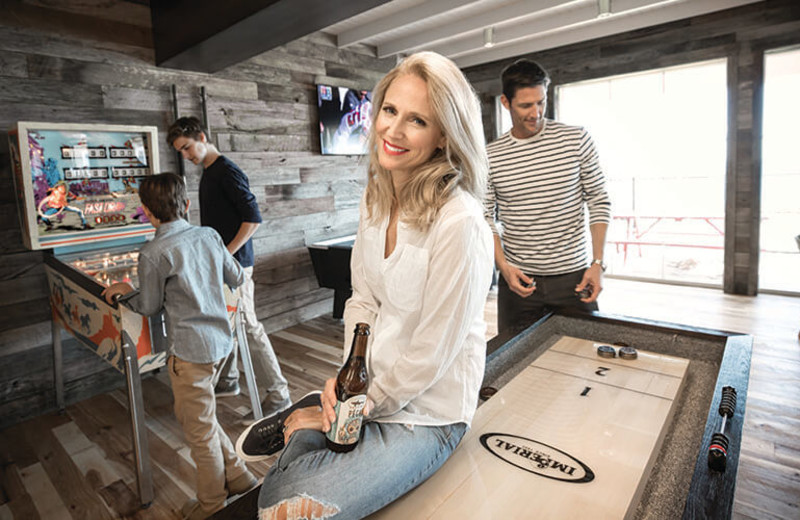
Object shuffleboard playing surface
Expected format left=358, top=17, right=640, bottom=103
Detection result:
left=371, top=336, right=690, bottom=520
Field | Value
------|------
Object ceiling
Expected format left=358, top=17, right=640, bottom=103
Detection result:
left=321, top=0, right=763, bottom=69
left=151, top=0, right=391, bottom=73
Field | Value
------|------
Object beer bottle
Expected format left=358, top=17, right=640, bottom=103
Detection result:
left=326, top=322, right=371, bottom=452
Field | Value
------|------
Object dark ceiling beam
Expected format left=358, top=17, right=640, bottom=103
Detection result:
left=152, top=0, right=391, bottom=73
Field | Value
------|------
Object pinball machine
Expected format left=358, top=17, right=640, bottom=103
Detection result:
left=8, top=123, right=165, bottom=376
left=8, top=121, right=165, bottom=506
left=8, top=122, right=262, bottom=508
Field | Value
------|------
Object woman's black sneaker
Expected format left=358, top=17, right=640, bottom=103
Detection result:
left=235, top=391, right=322, bottom=461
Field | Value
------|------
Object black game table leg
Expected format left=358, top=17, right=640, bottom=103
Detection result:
left=333, top=289, right=352, bottom=319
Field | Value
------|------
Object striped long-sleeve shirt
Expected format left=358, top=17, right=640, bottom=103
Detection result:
left=485, top=119, right=611, bottom=275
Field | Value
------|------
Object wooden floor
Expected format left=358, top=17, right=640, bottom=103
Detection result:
left=0, top=278, right=797, bottom=519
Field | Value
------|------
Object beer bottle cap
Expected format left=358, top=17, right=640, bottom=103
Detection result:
left=354, top=322, right=370, bottom=335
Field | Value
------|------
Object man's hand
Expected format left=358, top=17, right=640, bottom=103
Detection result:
left=101, top=282, right=134, bottom=304
left=227, top=221, right=260, bottom=257
left=575, top=264, right=603, bottom=303
left=499, top=263, right=535, bottom=298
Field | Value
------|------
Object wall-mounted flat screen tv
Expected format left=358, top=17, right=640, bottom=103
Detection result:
left=317, top=84, right=372, bottom=155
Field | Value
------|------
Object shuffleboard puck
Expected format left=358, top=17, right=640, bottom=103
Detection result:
left=479, top=386, right=498, bottom=400
left=597, top=345, right=616, bottom=358
left=619, top=346, right=638, bottom=360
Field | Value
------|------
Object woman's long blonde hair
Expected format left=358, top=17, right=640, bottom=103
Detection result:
left=364, top=51, right=488, bottom=230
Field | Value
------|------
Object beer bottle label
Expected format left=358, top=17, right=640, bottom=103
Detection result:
left=326, top=394, right=367, bottom=446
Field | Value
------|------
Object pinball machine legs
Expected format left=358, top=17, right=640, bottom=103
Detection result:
left=121, top=330, right=155, bottom=508
left=48, top=304, right=257, bottom=510
left=51, top=320, right=154, bottom=508
left=52, top=314, right=65, bottom=410
left=235, top=301, right=263, bottom=422
left=53, top=317, right=155, bottom=509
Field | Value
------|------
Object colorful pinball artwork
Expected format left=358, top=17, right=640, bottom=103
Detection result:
left=8, top=122, right=159, bottom=250
left=45, top=264, right=165, bottom=374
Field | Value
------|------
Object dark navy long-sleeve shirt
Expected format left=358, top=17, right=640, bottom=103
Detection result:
left=199, top=156, right=262, bottom=268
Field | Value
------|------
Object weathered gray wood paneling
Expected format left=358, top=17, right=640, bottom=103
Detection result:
left=464, top=0, right=800, bottom=296
left=0, top=0, right=391, bottom=427
left=0, top=23, right=154, bottom=65
left=0, top=51, right=28, bottom=78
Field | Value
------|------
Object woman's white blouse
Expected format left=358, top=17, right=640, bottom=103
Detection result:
left=343, top=188, right=494, bottom=427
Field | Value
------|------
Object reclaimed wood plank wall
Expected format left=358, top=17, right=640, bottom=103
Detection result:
left=0, top=0, right=394, bottom=428
left=463, top=0, right=800, bottom=297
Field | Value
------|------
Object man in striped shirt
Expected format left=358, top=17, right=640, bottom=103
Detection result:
left=485, top=59, right=611, bottom=334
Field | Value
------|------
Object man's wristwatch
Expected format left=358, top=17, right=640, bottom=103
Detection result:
left=591, top=259, right=607, bottom=272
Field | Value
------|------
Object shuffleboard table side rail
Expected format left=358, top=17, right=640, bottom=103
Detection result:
left=682, top=333, right=752, bottom=520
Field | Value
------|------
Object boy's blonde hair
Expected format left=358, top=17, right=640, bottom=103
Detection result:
left=364, top=52, right=488, bottom=230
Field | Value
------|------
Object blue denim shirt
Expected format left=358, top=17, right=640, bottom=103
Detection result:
left=121, top=219, right=245, bottom=364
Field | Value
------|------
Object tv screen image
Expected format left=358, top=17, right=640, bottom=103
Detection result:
left=318, top=84, right=372, bottom=155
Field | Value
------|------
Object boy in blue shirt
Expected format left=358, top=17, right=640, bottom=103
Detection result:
left=103, top=173, right=257, bottom=520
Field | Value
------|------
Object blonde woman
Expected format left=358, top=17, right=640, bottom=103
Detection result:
left=236, top=52, right=493, bottom=520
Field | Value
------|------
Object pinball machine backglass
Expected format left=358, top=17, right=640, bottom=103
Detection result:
left=8, top=121, right=158, bottom=250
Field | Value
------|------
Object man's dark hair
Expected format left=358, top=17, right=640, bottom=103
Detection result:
left=501, top=59, right=551, bottom=101
left=166, top=116, right=205, bottom=146
left=138, top=173, right=187, bottom=222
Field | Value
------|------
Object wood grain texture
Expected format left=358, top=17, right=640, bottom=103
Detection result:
left=0, top=279, right=797, bottom=519
left=0, top=0, right=798, bottom=516
left=600, top=278, right=800, bottom=520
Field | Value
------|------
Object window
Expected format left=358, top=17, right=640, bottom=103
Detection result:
left=760, top=47, right=800, bottom=294
left=496, top=96, right=511, bottom=139
left=553, top=60, right=728, bottom=286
